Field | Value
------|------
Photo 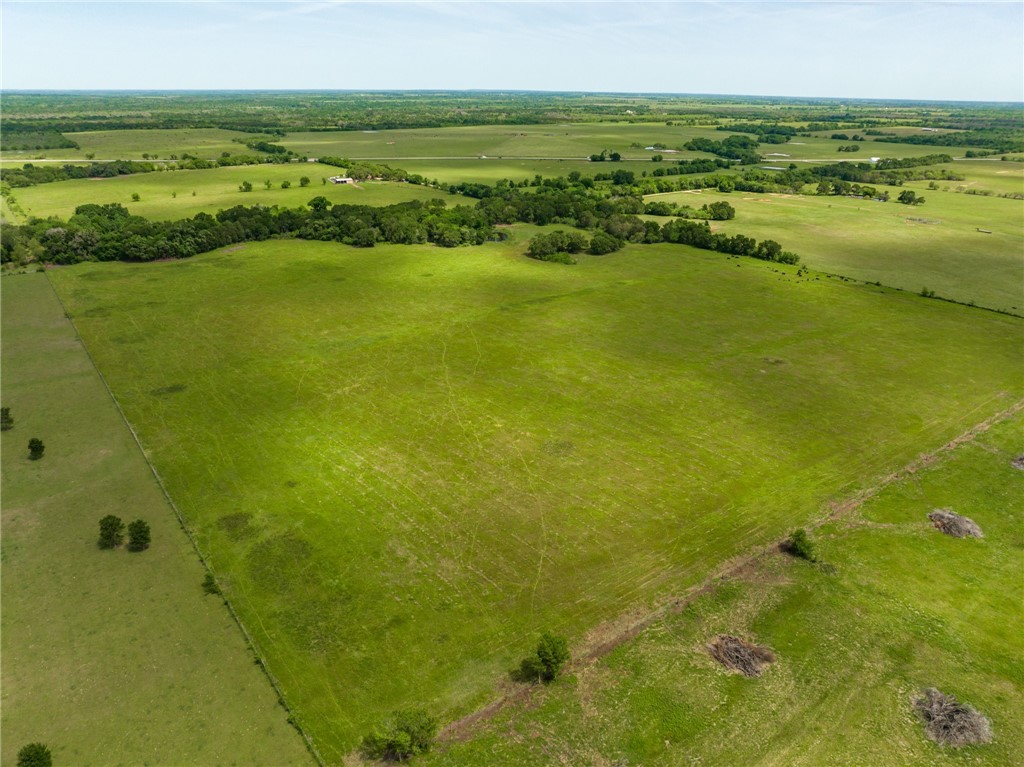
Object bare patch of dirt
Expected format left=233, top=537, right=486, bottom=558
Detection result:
left=1011, top=455, right=1024, bottom=470
left=915, top=688, right=992, bottom=746
left=928, top=509, right=983, bottom=538
left=708, top=634, right=776, bottom=677
left=222, top=245, right=246, bottom=253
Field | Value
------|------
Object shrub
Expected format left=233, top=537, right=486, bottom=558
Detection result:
left=519, top=631, right=570, bottom=683
left=588, top=231, right=622, bottom=256
left=202, top=573, right=220, bottom=595
left=127, top=519, right=151, bottom=552
left=785, top=528, right=815, bottom=561
left=98, top=515, right=125, bottom=549
left=17, top=743, right=52, bottom=767
left=1, top=406, right=13, bottom=431
left=28, top=437, right=44, bottom=460
left=362, top=708, right=437, bottom=761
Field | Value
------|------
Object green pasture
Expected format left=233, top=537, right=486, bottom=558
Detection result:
left=279, top=124, right=970, bottom=165
left=1, top=128, right=255, bottom=163
left=426, top=413, right=1024, bottom=766
left=49, top=236, right=1024, bottom=761
left=0, top=274, right=311, bottom=767
left=646, top=188, right=1024, bottom=312
left=9, top=164, right=450, bottom=221
left=909, top=158, right=1024, bottom=196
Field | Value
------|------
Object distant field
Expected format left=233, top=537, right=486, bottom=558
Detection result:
left=426, top=412, right=1024, bottom=766
left=0, top=274, right=312, bottom=767
left=646, top=188, right=1024, bottom=312
left=911, top=158, right=1024, bottom=196
left=1, top=128, right=255, bottom=163
left=279, top=123, right=971, bottom=164
left=9, top=164, right=450, bottom=220
left=49, top=236, right=1024, bottom=761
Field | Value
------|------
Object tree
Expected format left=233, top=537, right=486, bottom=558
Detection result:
left=98, top=515, right=125, bottom=549
left=307, top=196, right=330, bottom=213
left=519, top=631, right=570, bottom=683
left=17, top=743, right=52, bottom=767
left=127, top=519, right=151, bottom=551
left=1, top=406, right=13, bottom=431
left=898, top=190, right=918, bottom=205
left=239, top=181, right=253, bottom=192
left=281, top=180, right=291, bottom=189
left=264, top=180, right=273, bottom=190
left=785, top=528, right=815, bottom=561
left=131, top=193, right=140, bottom=202
left=299, top=176, right=311, bottom=187
left=362, top=709, right=437, bottom=761
left=28, top=438, right=44, bottom=460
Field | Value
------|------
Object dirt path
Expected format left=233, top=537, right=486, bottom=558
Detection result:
left=439, top=398, right=1024, bottom=744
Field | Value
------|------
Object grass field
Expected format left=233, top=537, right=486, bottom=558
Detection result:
left=645, top=188, right=1024, bottom=313
left=423, top=411, right=1024, bottom=767
left=0, top=273, right=312, bottom=767
left=48, top=236, right=1024, bottom=762
left=8, top=165, right=450, bottom=221
left=1, top=128, right=256, bottom=163
left=278, top=124, right=972, bottom=164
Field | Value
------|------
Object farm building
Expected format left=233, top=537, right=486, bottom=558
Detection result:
left=329, top=176, right=354, bottom=184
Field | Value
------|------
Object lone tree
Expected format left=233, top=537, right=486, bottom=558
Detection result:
left=362, top=709, right=437, bottom=761
left=239, top=181, right=253, bottom=192
left=280, top=180, right=291, bottom=189
left=519, top=631, right=570, bottom=683
left=785, top=528, right=815, bottom=561
left=127, top=519, right=151, bottom=552
left=1, top=406, right=13, bottom=431
left=299, top=176, right=311, bottom=187
left=28, top=438, right=45, bottom=460
left=17, top=743, right=52, bottom=767
left=98, top=515, right=125, bottom=549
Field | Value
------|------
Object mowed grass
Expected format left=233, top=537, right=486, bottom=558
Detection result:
left=10, top=164, right=450, bottom=221
left=0, top=274, right=312, bottom=767
left=646, top=188, right=1024, bottom=312
left=48, top=238, right=1024, bottom=762
left=424, top=413, right=1024, bottom=767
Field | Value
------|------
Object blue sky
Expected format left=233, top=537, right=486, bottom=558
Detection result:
left=2, top=1, right=1021, bottom=101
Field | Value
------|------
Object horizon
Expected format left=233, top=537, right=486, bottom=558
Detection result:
left=1, top=2, right=1022, bottom=102
left=3, top=88, right=1021, bottom=108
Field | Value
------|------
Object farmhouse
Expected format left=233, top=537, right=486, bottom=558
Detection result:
left=329, top=176, right=354, bottom=184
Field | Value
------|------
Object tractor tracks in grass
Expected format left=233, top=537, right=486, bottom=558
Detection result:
left=438, top=396, right=1024, bottom=745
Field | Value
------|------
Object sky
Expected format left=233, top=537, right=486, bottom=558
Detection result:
left=1, top=1, right=1022, bottom=102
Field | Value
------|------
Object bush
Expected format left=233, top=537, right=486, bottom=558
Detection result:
left=785, top=528, right=815, bottom=561
left=1, top=406, right=13, bottom=431
left=362, top=708, right=437, bottom=761
left=98, top=515, right=125, bottom=549
left=526, top=230, right=588, bottom=264
left=17, top=743, right=52, bottom=767
left=28, top=437, right=44, bottom=460
left=518, top=631, right=570, bottom=683
left=127, top=519, right=151, bottom=552
left=202, top=573, right=220, bottom=595
left=588, top=231, right=622, bottom=256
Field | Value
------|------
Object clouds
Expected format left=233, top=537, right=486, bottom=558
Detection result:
left=1, top=1, right=1021, bottom=101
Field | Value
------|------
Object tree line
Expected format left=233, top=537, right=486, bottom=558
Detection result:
left=2, top=173, right=799, bottom=270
